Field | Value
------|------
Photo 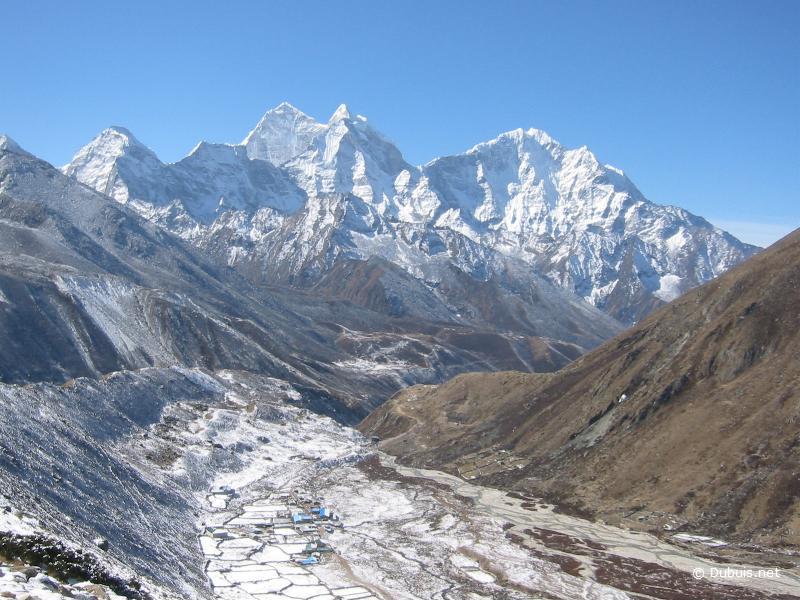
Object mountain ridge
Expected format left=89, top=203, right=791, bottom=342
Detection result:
left=62, top=103, right=758, bottom=325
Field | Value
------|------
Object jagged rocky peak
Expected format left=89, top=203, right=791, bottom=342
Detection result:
left=243, top=101, right=327, bottom=165
left=185, top=140, right=246, bottom=163
left=62, top=125, right=165, bottom=203
left=472, top=126, right=559, bottom=152
left=67, top=125, right=153, bottom=163
left=329, top=103, right=352, bottom=122
left=0, top=133, right=26, bottom=154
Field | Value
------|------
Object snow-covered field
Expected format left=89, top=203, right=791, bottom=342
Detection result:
left=200, top=491, right=378, bottom=600
left=180, top=376, right=629, bottom=599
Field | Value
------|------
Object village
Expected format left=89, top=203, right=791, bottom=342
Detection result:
left=199, top=486, right=379, bottom=600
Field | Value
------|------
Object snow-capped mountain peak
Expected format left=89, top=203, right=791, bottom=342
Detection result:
left=62, top=126, right=162, bottom=202
left=73, top=126, right=151, bottom=160
left=283, top=107, right=413, bottom=210
left=0, top=134, right=26, bottom=155
left=242, top=102, right=326, bottom=165
left=62, top=102, right=758, bottom=323
left=273, top=100, right=304, bottom=112
left=329, top=103, right=352, bottom=123
left=185, top=140, right=242, bottom=161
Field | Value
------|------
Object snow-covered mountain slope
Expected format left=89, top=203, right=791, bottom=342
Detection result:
left=63, top=104, right=757, bottom=324
left=0, top=368, right=227, bottom=599
left=417, top=129, right=758, bottom=323
left=182, top=192, right=621, bottom=346
left=2, top=136, right=596, bottom=411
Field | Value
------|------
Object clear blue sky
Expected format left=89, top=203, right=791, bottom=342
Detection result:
left=3, top=0, right=798, bottom=246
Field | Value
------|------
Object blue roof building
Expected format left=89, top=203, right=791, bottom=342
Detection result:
left=292, top=513, right=313, bottom=524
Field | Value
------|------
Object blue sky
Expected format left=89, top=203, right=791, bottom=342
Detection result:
left=2, top=1, right=798, bottom=246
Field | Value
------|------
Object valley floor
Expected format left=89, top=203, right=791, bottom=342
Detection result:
left=186, top=380, right=800, bottom=600
left=1, top=369, right=798, bottom=600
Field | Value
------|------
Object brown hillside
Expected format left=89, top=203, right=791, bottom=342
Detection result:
left=361, top=229, right=800, bottom=548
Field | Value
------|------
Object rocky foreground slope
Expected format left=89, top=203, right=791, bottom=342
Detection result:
left=361, top=229, right=800, bottom=548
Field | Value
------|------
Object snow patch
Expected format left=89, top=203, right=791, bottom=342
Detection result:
left=654, top=274, right=684, bottom=302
